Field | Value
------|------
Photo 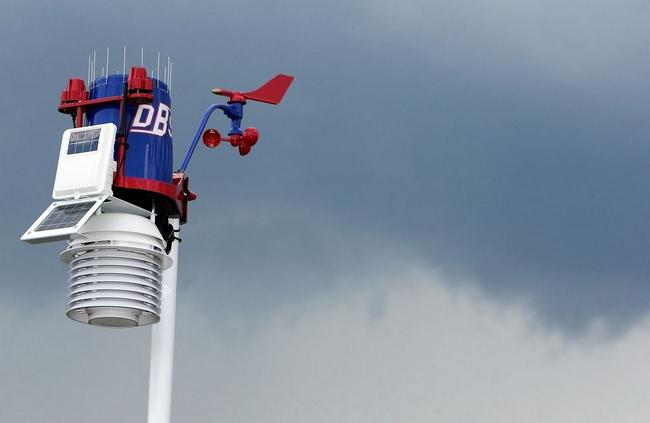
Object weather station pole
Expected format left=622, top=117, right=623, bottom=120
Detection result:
left=19, top=48, right=293, bottom=423
left=147, top=217, right=180, bottom=423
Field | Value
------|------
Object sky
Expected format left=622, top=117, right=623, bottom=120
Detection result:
left=2, top=0, right=650, bottom=421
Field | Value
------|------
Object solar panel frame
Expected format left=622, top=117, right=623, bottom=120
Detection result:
left=21, top=196, right=107, bottom=244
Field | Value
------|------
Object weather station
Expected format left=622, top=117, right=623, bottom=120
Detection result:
left=20, top=48, right=293, bottom=423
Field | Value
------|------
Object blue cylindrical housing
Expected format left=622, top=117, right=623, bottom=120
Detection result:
left=87, top=75, right=173, bottom=183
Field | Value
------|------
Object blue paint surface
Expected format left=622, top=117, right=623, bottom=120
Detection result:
left=87, top=74, right=173, bottom=183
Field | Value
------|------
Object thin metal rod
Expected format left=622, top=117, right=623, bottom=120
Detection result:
left=147, top=218, right=180, bottom=423
left=93, top=51, right=96, bottom=83
left=106, top=47, right=110, bottom=81
left=123, top=45, right=127, bottom=82
left=157, top=51, right=160, bottom=87
left=169, top=61, right=173, bottom=94
left=87, top=55, right=91, bottom=87
left=141, top=48, right=144, bottom=67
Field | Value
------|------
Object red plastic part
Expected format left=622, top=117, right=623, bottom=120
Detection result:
left=127, top=67, right=154, bottom=92
left=238, top=144, right=251, bottom=156
left=60, top=78, right=89, bottom=103
left=242, top=127, right=259, bottom=146
left=114, top=173, right=197, bottom=224
left=211, top=74, right=294, bottom=105
left=59, top=79, right=90, bottom=128
left=242, top=74, right=294, bottom=105
left=202, top=129, right=221, bottom=148
left=228, top=134, right=242, bottom=147
left=58, top=93, right=153, bottom=114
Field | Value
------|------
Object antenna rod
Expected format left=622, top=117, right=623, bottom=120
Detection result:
left=157, top=51, right=160, bottom=87
left=123, top=45, right=127, bottom=82
left=167, top=56, right=171, bottom=87
left=106, top=47, right=110, bottom=81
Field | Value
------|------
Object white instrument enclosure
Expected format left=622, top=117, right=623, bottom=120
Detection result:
left=52, top=123, right=117, bottom=200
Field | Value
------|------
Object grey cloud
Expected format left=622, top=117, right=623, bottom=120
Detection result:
left=2, top=0, right=650, bottom=337
left=3, top=267, right=650, bottom=422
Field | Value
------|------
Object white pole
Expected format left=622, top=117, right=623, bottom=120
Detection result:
left=147, top=218, right=180, bottom=423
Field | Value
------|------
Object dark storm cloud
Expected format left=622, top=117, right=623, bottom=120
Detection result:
left=2, top=0, right=650, bottom=334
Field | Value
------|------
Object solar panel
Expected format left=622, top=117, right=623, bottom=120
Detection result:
left=34, top=201, right=96, bottom=232
left=67, top=128, right=101, bottom=155
left=21, top=196, right=109, bottom=244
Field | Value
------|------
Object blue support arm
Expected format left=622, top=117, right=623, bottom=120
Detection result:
left=179, top=104, right=221, bottom=172
left=178, top=102, right=245, bottom=172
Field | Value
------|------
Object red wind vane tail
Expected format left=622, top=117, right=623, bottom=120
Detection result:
left=242, top=74, right=294, bottom=105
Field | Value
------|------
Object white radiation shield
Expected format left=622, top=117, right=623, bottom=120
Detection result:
left=60, top=212, right=172, bottom=328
